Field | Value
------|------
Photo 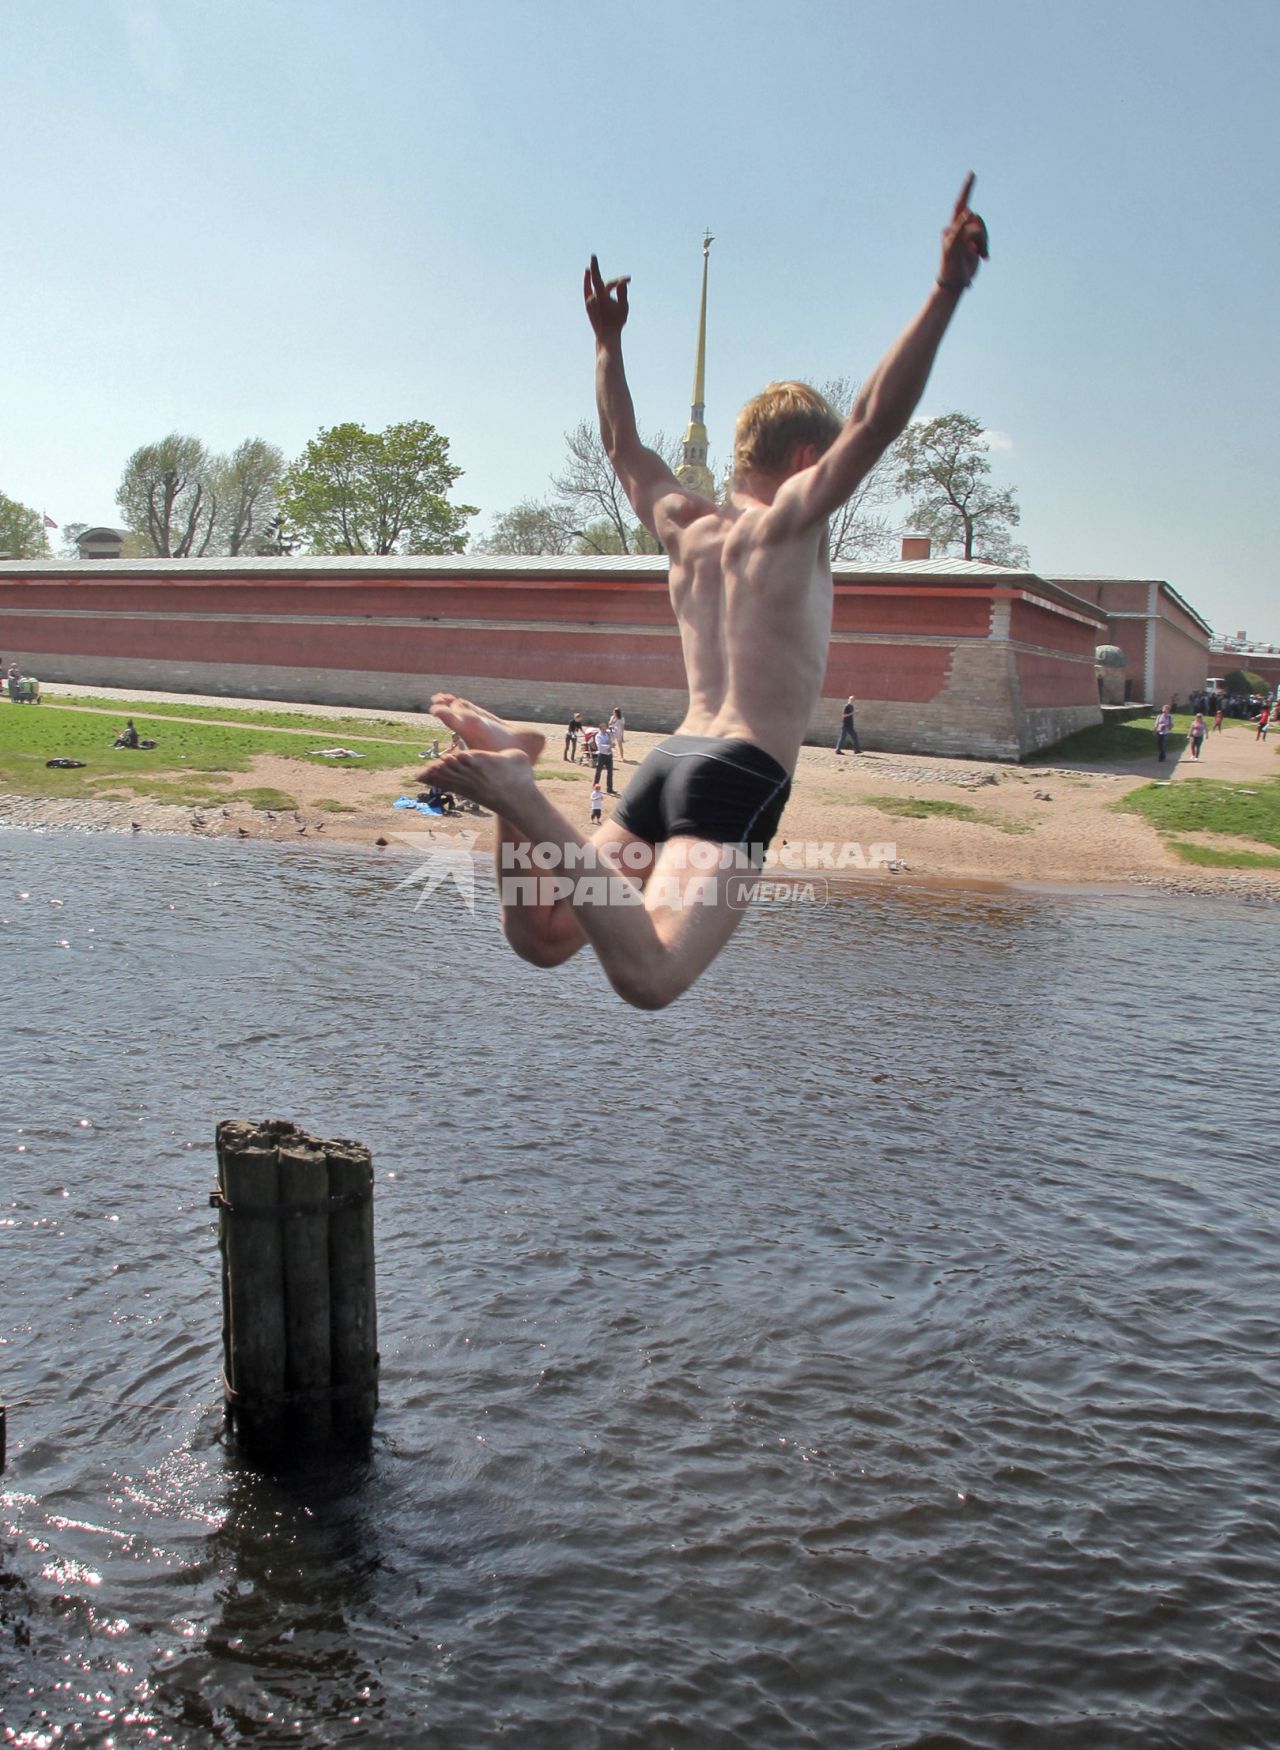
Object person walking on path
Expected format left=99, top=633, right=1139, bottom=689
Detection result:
left=592, top=720, right=616, bottom=793
left=1257, top=707, right=1270, bottom=742
left=590, top=779, right=605, bottom=825
left=1189, top=712, right=1207, bottom=760
left=1213, top=703, right=1225, bottom=732
left=1155, top=706, right=1173, bottom=762
left=422, top=175, right=989, bottom=1008
left=835, top=694, right=861, bottom=755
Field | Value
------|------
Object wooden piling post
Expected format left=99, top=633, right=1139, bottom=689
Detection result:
left=213, top=1119, right=378, bottom=1462
left=326, top=1140, right=379, bottom=1443
left=278, top=1136, right=333, bottom=1448
left=216, top=1121, right=287, bottom=1455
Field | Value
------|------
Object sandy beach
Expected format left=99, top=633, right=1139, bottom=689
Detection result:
left=3, top=683, right=1278, bottom=901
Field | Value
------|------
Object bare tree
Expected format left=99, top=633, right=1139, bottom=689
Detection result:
left=116, top=433, right=218, bottom=556
left=817, top=376, right=899, bottom=562
left=550, top=419, right=684, bottom=555
left=472, top=498, right=576, bottom=555
left=216, top=439, right=284, bottom=555
left=552, top=419, right=643, bottom=553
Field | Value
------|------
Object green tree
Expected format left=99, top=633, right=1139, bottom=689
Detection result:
left=895, top=411, right=1026, bottom=565
left=279, top=421, right=477, bottom=556
left=0, top=492, right=51, bottom=559
left=117, top=432, right=219, bottom=556
left=1224, top=667, right=1268, bottom=696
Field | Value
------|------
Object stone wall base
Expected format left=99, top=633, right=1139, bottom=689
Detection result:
left=12, top=646, right=1102, bottom=763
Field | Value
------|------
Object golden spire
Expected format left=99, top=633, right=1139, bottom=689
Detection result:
left=676, top=229, right=716, bottom=497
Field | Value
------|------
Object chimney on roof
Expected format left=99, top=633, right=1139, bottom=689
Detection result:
left=900, top=535, right=932, bottom=562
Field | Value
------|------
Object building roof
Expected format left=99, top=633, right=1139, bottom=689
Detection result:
left=0, top=551, right=1044, bottom=581
left=0, top=550, right=1106, bottom=624
left=1045, top=573, right=1213, bottom=638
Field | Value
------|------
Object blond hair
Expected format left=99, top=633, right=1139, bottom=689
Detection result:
left=733, top=381, right=843, bottom=480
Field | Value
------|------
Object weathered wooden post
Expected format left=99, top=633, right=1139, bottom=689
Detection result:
left=326, top=1139, right=379, bottom=1443
left=278, top=1132, right=333, bottom=1449
left=213, top=1119, right=378, bottom=1462
left=216, top=1121, right=287, bottom=1455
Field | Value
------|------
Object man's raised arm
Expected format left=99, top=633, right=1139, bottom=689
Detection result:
left=584, top=256, right=690, bottom=538
left=776, top=176, right=990, bottom=531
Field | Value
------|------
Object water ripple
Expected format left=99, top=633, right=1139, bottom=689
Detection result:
left=2, top=832, right=1277, bottom=1746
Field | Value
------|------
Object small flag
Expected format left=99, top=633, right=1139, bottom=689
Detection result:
left=43, top=514, right=57, bottom=529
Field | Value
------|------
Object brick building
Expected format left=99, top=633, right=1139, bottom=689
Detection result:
left=0, top=552, right=1107, bottom=761
left=1046, top=575, right=1213, bottom=706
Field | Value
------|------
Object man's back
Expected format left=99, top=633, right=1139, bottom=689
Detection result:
left=658, top=491, right=833, bottom=771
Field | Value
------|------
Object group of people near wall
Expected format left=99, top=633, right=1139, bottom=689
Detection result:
left=561, top=707, right=628, bottom=826
left=1189, top=688, right=1274, bottom=722
left=564, top=708, right=626, bottom=788
left=1154, top=696, right=1278, bottom=762
left=4, top=660, right=39, bottom=702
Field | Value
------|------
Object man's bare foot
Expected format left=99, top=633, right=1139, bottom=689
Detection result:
left=419, top=747, right=540, bottom=822
left=429, top=693, right=544, bottom=762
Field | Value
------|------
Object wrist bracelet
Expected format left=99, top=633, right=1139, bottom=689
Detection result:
left=936, top=276, right=967, bottom=293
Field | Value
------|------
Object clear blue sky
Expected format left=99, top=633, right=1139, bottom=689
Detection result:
left=2, top=0, right=1276, bottom=638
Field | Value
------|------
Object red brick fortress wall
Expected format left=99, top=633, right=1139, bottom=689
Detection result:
left=0, top=554, right=1106, bottom=761
left=1047, top=576, right=1214, bottom=706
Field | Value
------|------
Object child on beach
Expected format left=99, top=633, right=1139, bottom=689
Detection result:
left=422, top=176, right=989, bottom=1008
left=590, top=780, right=605, bottom=825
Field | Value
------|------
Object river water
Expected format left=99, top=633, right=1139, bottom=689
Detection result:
left=1, top=830, right=1278, bottom=1748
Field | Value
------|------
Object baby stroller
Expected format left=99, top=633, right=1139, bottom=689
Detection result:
left=579, top=725, right=600, bottom=766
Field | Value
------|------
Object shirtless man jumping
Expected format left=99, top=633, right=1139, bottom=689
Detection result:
left=423, top=176, right=989, bottom=1009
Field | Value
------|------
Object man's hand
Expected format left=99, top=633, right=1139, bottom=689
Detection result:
left=584, top=254, right=631, bottom=344
left=938, top=173, right=989, bottom=291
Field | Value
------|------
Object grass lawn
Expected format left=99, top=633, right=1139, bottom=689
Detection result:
left=0, top=700, right=426, bottom=802
left=863, top=794, right=1031, bottom=835
left=1166, top=840, right=1280, bottom=871
left=1112, top=774, right=1280, bottom=866
left=1046, top=713, right=1187, bottom=764
left=1112, top=775, right=1280, bottom=846
left=40, top=693, right=434, bottom=741
left=1046, top=712, right=1269, bottom=766
left=226, top=787, right=301, bottom=811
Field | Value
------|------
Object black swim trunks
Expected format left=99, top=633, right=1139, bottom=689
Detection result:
left=613, top=735, right=792, bottom=860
